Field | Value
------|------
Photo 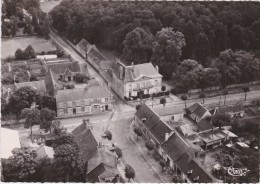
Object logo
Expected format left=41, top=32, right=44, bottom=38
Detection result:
left=227, top=166, right=250, bottom=177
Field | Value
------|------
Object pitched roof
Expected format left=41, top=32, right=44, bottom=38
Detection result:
left=135, top=104, right=172, bottom=144
left=111, top=61, right=161, bottom=83
left=161, top=132, right=191, bottom=162
left=187, top=103, right=208, bottom=119
left=1, top=128, right=21, bottom=159
left=15, top=80, right=46, bottom=93
left=56, top=86, right=111, bottom=103
left=197, top=119, right=213, bottom=132
left=176, top=152, right=214, bottom=183
left=86, top=163, right=118, bottom=183
left=35, top=145, right=54, bottom=160
left=44, top=69, right=61, bottom=96
left=175, top=124, right=194, bottom=137
left=46, top=61, right=81, bottom=75
left=87, top=148, right=117, bottom=174
left=71, top=122, right=98, bottom=162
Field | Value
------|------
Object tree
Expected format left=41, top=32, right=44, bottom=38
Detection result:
left=114, top=146, right=122, bottom=159
left=2, top=147, right=39, bottom=182
left=145, top=141, right=153, bottom=155
left=136, top=104, right=142, bottom=111
left=15, top=48, right=24, bottom=60
left=53, top=134, right=78, bottom=149
left=36, top=95, right=56, bottom=111
left=52, top=120, right=66, bottom=136
left=122, top=27, right=154, bottom=64
left=74, top=73, right=89, bottom=83
left=199, top=92, right=206, bottom=103
left=212, top=113, right=231, bottom=129
left=222, top=89, right=228, bottom=105
left=151, top=27, right=186, bottom=79
left=172, top=173, right=182, bottom=183
left=160, top=97, right=166, bottom=107
left=124, top=164, right=135, bottom=182
left=23, top=108, right=41, bottom=141
left=104, top=130, right=112, bottom=141
left=159, top=160, right=166, bottom=172
left=53, top=144, right=85, bottom=182
left=242, top=86, right=250, bottom=101
left=181, top=94, right=188, bottom=108
left=195, top=32, right=210, bottom=65
left=40, top=108, right=56, bottom=133
left=133, top=127, right=143, bottom=141
left=24, top=45, right=36, bottom=59
left=8, top=86, right=37, bottom=116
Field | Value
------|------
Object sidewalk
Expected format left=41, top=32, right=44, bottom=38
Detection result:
left=129, top=122, right=173, bottom=183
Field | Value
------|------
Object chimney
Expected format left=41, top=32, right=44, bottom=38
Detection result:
left=165, top=133, right=170, bottom=142
left=155, top=65, right=159, bottom=72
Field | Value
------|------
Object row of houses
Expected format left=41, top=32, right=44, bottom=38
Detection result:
left=75, top=38, right=163, bottom=100
left=134, top=102, right=244, bottom=182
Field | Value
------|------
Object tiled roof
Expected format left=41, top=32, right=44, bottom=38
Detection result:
left=56, top=86, right=111, bottom=103
left=135, top=104, right=172, bottom=144
left=46, top=61, right=81, bottom=75
left=44, top=69, right=61, bottom=96
left=86, top=163, right=118, bottom=183
left=197, top=119, right=213, bottom=132
left=176, top=152, right=214, bottom=183
left=187, top=103, right=208, bottom=119
left=175, top=124, right=194, bottom=137
left=87, top=148, right=117, bottom=174
left=161, top=132, right=191, bottom=162
left=71, top=122, right=98, bottom=162
left=111, top=61, right=161, bottom=83
left=15, top=80, right=46, bottom=93
left=35, top=145, right=54, bottom=160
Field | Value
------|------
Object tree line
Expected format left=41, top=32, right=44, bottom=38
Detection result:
left=50, top=1, right=260, bottom=82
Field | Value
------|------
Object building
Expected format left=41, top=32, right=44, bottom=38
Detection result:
left=134, top=104, right=214, bottom=183
left=1, top=128, right=21, bottom=159
left=154, top=106, right=185, bottom=124
left=37, top=55, right=57, bottom=60
left=14, top=80, right=47, bottom=95
left=110, top=60, right=162, bottom=99
left=197, top=119, right=214, bottom=132
left=186, top=103, right=211, bottom=123
left=56, top=86, right=113, bottom=117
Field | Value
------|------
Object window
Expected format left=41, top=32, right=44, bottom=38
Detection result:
left=94, top=99, right=99, bottom=103
left=81, top=106, right=85, bottom=112
left=72, top=102, right=76, bottom=107
left=63, top=102, right=67, bottom=108
left=105, top=98, right=109, bottom=102
left=64, top=109, right=68, bottom=114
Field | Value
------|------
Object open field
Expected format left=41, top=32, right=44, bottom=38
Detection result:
left=1, top=37, right=56, bottom=59
left=40, top=0, right=61, bottom=13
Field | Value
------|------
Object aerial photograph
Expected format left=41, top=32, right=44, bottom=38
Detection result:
left=1, top=0, right=260, bottom=183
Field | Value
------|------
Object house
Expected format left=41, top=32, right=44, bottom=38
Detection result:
left=56, top=86, right=113, bottom=117
left=134, top=103, right=173, bottom=149
left=110, top=60, right=162, bottom=99
left=34, top=145, right=54, bottom=160
left=215, top=103, right=245, bottom=118
left=14, top=80, right=47, bottom=95
left=198, top=129, right=228, bottom=150
left=154, top=106, right=185, bottom=123
left=186, top=103, right=211, bottom=123
left=1, top=128, right=21, bottom=159
left=175, top=152, right=214, bottom=183
left=37, top=55, right=57, bottom=60
left=44, top=61, right=81, bottom=82
left=236, top=142, right=249, bottom=150
left=134, top=104, right=214, bottom=183
left=222, top=129, right=238, bottom=143
left=71, top=121, right=98, bottom=162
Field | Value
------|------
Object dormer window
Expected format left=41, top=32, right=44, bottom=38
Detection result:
left=193, top=176, right=199, bottom=181
left=187, top=169, right=193, bottom=174
left=142, top=118, right=146, bottom=123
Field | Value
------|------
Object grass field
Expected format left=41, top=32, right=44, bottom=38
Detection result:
left=40, top=0, right=61, bottom=13
left=1, top=37, right=57, bottom=59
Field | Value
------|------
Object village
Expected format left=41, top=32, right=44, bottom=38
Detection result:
left=1, top=0, right=260, bottom=183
